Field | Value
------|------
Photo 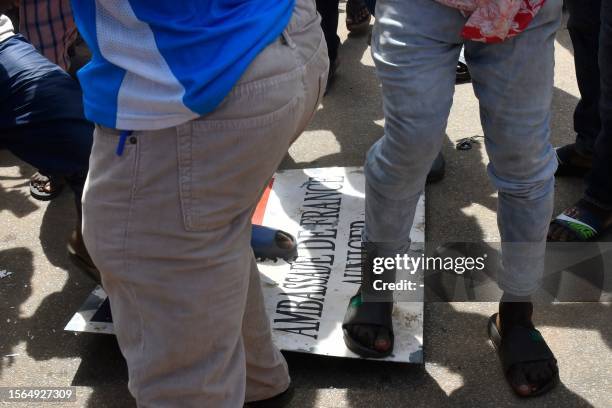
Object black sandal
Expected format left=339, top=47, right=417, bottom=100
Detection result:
left=346, top=0, right=372, bottom=35
left=29, top=172, right=66, bottom=201
left=342, top=291, right=394, bottom=358
left=488, top=314, right=559, bottom=397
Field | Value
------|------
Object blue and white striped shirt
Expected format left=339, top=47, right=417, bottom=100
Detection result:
left=71, top=0, right=294, bottom=130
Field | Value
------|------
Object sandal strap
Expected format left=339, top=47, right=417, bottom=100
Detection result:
left=500, top=325, right=556, bottom=373
left=553, top=213, right=599, bottom=240
left=488, top=315, right=556, bottom=374
left=342, top=292, right=393, bottom=330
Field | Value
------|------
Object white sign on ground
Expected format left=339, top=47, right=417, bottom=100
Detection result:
left=65, top=167, right=425, bottom=363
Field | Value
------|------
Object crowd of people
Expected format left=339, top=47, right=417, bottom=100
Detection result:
left=1, top=0, right=610, bottom=406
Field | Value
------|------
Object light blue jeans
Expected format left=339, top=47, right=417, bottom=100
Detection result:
left=365, top=0, right=563, bottom=296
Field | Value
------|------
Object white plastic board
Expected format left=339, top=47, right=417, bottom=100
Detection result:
left=66, top=167, right=425, bottom=363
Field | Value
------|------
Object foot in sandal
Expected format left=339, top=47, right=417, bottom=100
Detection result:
left=29, top=172, right=66, bottom=201
left=548, top=199, right=612, bottom=241
left=251, top=225, right=298, bottom=262
left=346, top=0, right=372, bottom=35
left=342, top=244, right=395, bottom=358
left=488, top=295, right=559, bottom=398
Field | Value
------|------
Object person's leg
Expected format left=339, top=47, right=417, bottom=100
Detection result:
left=0, top=34, right=86, bottom=130
left=567, top=0, right=602, bottom=155
left=242, top=256, right=290, bottom=403
left=316, top=0, right=340, bottom=65
left=0, top=32, right=98, bottom=277
left=366, top=0, right=462, bottom=244
left=556, top=0, right=601, bottom=174
left=586, top=0, right=612, bottom=209
left=3, top=119, right=96, bottom=277
left=0, top=34, right=92, bottom=203
left=3, top=120, right=92, bottom=200
left=465, top=0, right=562, bottom=397
left=3, top=25, right=82, bottom=201
left=346, top=0, right=372, bottom=35
left=82, top=1, right=327, bottom=405
left=343, top=0, right=463, bottom=356
left=550, top=0, right=612, bottom=241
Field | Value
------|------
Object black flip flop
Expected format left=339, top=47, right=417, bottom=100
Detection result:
left=555, top=144, right=592, bottom=177
left=488, top=314, right=559, bottom=398
left=29, top=172, right=65, bottom=201
left=346, top=0, right=372, bottom=35
left=342, top=292, right=394, bottom=358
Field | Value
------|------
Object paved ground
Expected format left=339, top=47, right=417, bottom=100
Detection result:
left=1, top=5, right=611, bottom=408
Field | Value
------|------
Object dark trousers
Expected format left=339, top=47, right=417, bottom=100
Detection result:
left=566, top=0, right=601, bottom=156
left=567, top=0, right=612, bottom=208
left=316, top=0, right=340, bottom=63
left=1, top=35, right=93, bottom=206
left=2, top=121, right=92, bottom=204
left=586, top=0, right=612, bottom=208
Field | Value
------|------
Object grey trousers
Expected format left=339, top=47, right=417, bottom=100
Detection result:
left=366, top=0, right=562, bottom=295
left=81, top=0, right=328, bottom=406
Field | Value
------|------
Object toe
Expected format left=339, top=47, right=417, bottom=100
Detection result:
left=275, top=231, right=294, bottom=250
left=351, top=325, right=376, bottom=349
left=374, top=328, right=391, bottom=352
left=509, top=365, right=532, bottom=397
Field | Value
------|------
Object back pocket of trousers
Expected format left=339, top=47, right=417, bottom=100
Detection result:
left=177, top=95, right=301, bottom=232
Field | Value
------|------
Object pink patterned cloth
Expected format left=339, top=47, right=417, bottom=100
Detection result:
left=434, top=0, right=547, bottom=43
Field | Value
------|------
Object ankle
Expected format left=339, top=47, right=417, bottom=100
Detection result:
left=498, top=292, right=533, bottom=332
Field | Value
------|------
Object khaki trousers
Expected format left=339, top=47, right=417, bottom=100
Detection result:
left=81, top=0, right=328, bottom=406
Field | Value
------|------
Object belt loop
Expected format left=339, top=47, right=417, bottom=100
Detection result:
left=281, top=29, right=296, bottom=49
